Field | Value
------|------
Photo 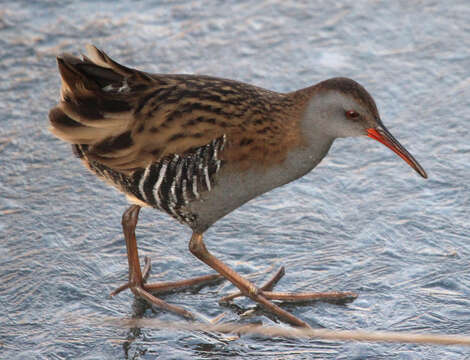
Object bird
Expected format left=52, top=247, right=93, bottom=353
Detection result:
left=49, top=45, right=427, bottom=328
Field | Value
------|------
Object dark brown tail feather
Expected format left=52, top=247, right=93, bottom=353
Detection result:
left=49, top=46, right=150, bottom=166
left=57, top=55, right=122, bottom=91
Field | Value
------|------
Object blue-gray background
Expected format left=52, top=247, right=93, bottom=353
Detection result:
left=1, top=1, right=469, bottom=359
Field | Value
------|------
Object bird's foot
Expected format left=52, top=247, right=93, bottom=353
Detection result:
left=113, top=206, right=224, bottom=319
left=110, top=255, right=152, bottom=297
left=219, top=266, right=357, bottom=305
left=189, top=232, right=358, bottom=327
left=219, top=266, right=286, bottom=303
left=110, top=256, right=223, bottom=320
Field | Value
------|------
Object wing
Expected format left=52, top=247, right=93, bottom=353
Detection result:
left=49, top=45, right=301, bottom=174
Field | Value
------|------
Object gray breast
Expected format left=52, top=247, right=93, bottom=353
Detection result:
left=189, top=135, right=335, bottom=233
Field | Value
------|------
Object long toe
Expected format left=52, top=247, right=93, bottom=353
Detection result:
left=261, top=290, right=358, bottom=304
left=219, top=266, right=286, bottom=304
left=144, top=273, right=224, bottom=294
left=133, top=286, right=195, bottom=320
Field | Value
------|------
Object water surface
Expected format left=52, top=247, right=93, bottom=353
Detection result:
left=1, top=1, right=470, bottom=358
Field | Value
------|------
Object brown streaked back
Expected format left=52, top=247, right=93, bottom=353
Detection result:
left=49, top=46, right=304, bottom=174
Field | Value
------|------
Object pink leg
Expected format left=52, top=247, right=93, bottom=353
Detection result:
left=189, top=232, right=311, bottom=328
left=110, top=205, right=223, bottom=319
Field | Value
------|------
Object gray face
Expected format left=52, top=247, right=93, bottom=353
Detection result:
left=303, top=77, right=427, bottom=179
left=304, top=77, right=381, bottom=139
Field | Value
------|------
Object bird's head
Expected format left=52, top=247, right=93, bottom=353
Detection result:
left=305, top=77, right=427, bottom=178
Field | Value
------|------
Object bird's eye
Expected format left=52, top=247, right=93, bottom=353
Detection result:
left=345, top=110, right=360, bottom=119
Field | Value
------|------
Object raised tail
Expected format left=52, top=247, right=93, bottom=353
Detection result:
left=49, top=45, right=153, bottom=171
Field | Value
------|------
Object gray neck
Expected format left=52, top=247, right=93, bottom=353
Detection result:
left=293, top=116, right=336, bottom=176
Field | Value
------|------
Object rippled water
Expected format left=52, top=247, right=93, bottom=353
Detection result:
left=1, top=1, right=470, bottom=359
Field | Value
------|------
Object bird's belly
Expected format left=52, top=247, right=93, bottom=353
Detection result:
left=189, top=143, right=331, bottom=232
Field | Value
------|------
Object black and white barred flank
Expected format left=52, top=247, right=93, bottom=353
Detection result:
left=76, top=135, right=226, bottom=226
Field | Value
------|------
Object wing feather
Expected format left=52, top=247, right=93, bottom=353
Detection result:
left=49, top=45, right=300, bottom=174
